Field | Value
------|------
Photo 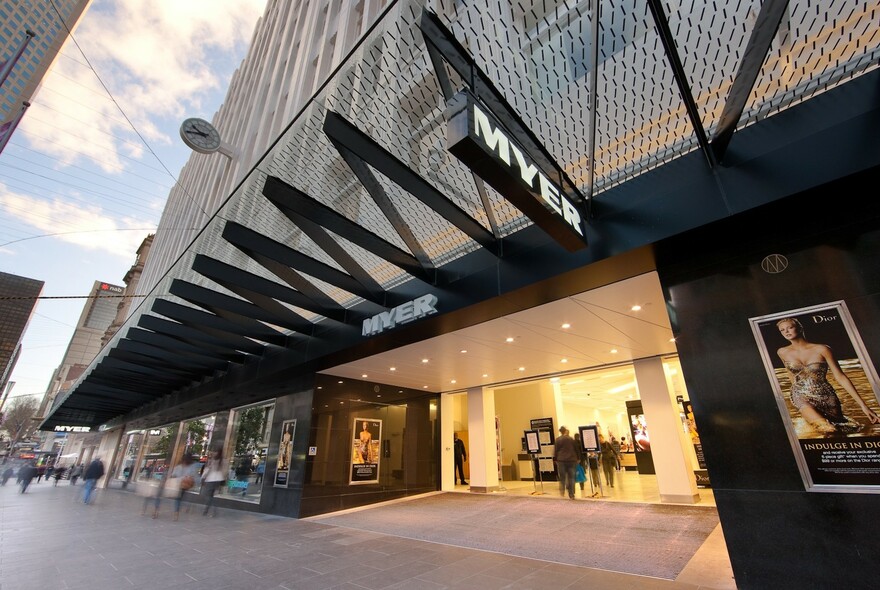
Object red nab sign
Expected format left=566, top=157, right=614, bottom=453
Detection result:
left=446, top=90, right=588, bottom=252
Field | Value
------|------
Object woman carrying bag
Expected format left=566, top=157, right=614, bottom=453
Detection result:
left=169, top=453, right=199, bottom=521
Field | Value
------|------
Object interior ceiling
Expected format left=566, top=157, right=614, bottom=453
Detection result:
left=321, top=271, right=677, bottom=408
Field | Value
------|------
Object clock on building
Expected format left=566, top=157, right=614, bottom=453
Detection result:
left=179, top=117, right=223, bottom=154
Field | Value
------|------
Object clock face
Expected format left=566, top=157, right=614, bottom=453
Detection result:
left=180, top=117, right=222, bottom=153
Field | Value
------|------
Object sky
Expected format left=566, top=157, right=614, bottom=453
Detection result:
left=0, top=0, right=269, bottom=403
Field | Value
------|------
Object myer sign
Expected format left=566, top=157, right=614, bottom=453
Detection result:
left=54, top=425, right=91, bottom=432
left=446, top=90, right=587, bottom=252
left=363, top=294, right=438, bottom=336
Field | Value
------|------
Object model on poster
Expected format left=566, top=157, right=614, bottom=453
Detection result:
left=350, top=418, right=382, bottom=484
left=751, top=301, right=880, bottom=491
left=274, top=420, right=295, bottom=488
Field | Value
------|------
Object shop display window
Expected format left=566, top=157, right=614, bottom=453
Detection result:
left=220, top=402, right=274, bottom=503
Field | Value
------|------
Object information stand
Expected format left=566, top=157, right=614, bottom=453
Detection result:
left=523, top=429, right=544, bottom=495
left=578, top=425, right=603, bottom=498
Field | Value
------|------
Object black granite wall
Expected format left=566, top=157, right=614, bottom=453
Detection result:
left=655, top=167, right=880, bottom=589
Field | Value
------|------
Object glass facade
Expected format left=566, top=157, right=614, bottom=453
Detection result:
left=224, top=402, right=275, bottom=503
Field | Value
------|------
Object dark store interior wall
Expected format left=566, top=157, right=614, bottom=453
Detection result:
left=258, top=375, right=316, bottom=518
left=656, top=166, right=880, bottom=589
left=297, top=375, right=439, bottom=518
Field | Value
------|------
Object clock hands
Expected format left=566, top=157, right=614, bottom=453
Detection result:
left=187, top=125, right=209, bottom=138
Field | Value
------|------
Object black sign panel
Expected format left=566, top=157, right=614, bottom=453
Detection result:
left=446, top=90, right=588, bottom=252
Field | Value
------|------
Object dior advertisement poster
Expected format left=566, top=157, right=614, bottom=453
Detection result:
left=274, top=419, right=295, bottom=487
left=750, top=301, right=880, bottom=492
left=350, top=418, right=382, bottom=485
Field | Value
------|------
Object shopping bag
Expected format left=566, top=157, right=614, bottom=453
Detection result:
left=575, top=463, right=587, bottom=484
left=162, top=477, right=181, bottom=497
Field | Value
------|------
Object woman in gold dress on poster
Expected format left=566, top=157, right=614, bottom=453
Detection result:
left=776, top=317, right=880, bottom=433
left=357, top=421, right=373, bottom=463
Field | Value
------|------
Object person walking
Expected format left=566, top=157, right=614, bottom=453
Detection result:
left=553, top=426, right=579, bottom=499
left=573, top=432, right=587, bottom=498
left=69, top=463, right=83, bottom=485
left=82, top=457, right=105, bottom=504
left=52, top=465, right=67, bottom=486
left=599, top=435, right=618, bottom=488
left=169, top=453, right=199, bottom=521
left=201, top=449, right=226, bottom=517
left=611, top=436, right=622, bottom=470
left=453, top=432, right=468, bottom=485
left=18, top=461, right=37, bottom=493
left=1, top=465, right=14, bottom=486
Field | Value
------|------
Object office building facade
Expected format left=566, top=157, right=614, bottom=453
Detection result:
left=0, top=0, right=92, bottom=128
left=43, top=2, right=880, bottom=588
left=0, top=271, right=44, bottom=399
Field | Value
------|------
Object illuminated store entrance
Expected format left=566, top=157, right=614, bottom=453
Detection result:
left=445, top=357, right=713, bottom=505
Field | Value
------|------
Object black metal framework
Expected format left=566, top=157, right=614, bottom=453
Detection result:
left=40, top=1, right=879, bottom=431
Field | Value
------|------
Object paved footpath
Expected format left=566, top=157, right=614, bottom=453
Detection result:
left=0, top=479, right=729, bottom=590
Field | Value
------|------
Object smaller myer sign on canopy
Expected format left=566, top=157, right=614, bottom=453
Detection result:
left=446, top=90, right=587, bottom=252
left=363, top=294, right=438, bottom=336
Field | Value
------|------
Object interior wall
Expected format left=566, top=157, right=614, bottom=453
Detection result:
left=656, top=169, right=880, bottom=589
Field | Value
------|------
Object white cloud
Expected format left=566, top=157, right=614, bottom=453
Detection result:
left=20, top=0, right=267, bottom=168
left=0, top=183, right=155, bottom=257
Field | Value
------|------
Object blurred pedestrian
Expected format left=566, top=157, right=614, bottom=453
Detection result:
left=169, top=453, right=199, bottom=521
left=201, top=449, right=226, bottom=517
left=573, top=432, right=587, bottom=498
left=254, top=460, right=265, bottom=485
left=611, top=436, right=622, bottom=470
left=599, top=434, right=618, bottom=488
left=553, top=426, right=579, bottom=500
left=69, top=463, right=83, bottom=485
left=82, top=457, right=105, bottom=504
left=1, top=465, right=13, bottom=485
left=52, top=465, right=67, bottom=486
left=19, top=461, right=37, bottom=493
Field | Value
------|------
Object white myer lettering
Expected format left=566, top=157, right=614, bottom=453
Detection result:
left=362, top=294, right=439, bottom=336
left=54, top=425, right=91, bottom=432
left=473, top=104, right=583, bottom=237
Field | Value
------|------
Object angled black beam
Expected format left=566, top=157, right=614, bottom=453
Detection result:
left=324, top=111, right=499, bottom=256
left=585, top=0, right=600, bottom=209
left=88, top=367, right=182, bottom=385
left=137, top=315, right=264, bottom=356
left=87, top=373, right=180, bottom=391
left=97, top=356, right=195, bottom=378
left=263, top=175, right=431, bottom=285
left=711, top=0, right=790, bottom=162
left=76, top=383, right=165, bottom=399
left=76, top=388, right=157, bottom=404
left=126, top=327, right=246, bottom=364
left=223, top=222, right=381, bottom=306
left=113, top=340, right=227, bottom=372
left=419, top=10, right=587, bottom=206
left=645, top=0, right=714, bottom=169
left=421, top=17, right=504, bottom=235
left=333, top=142, right=436, bottom=272
left=424, top=35, right=456, bottom=100
left=152, top=299, right=288, bottom=347
left=190, top=256, right=338, bottom=325
left=109, top=348, right=215, bottom=375
left=170, top=278, right=313, bottom=334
